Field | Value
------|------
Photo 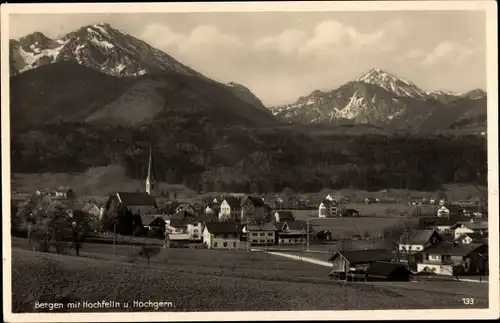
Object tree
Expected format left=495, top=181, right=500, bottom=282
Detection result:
left=138, top=246, right=161, bottom=265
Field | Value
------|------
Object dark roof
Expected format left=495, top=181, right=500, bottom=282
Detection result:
left=223, top=196, right=241, bottom=208
left=321, top=199, right=338, bottom=206
left=141, top=215, right=165, bottom=227
left=418, top=216, right=470, bottom=228
left=345, top=208, right=359, bottom=213
left=422, top=242, right=487, bottom=257
left=329, top=249, right=394, bottom=264
left=244, top=196, right=267, bottom=207
left=117, top=192, right=156, bottom=207
left=285, top=220, right=311, bottom=231
left=274, top=211, right=295, bottom=220
left=169, top=219, right=190, bottom=227
left=366, top=262, right=411, bottom=277
left=455, top=220, right=489, bottom=230
left=246, top=222, right=277, bottom=231
left=175, top=210, right=197, bottom=219
left=399, top=230, right=439, bottom=245
left=205, top=222, right=241, bottom=234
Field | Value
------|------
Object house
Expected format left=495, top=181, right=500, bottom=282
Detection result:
left=187, top=220, right=204, bottom=242
left=82, top=202, right=105, bottom=220
left=157, top=201, right=181, bottom=215
left=205, top=202, right=220, bottom=217
left=416, top=242, right=488, bottom=276
left=274, top=210, right=295, bottom=222
left=219, top=196, right=242, bottom=221
left=175, top=203, right=197, bottom=215
left=116, top=192, right=157, bottom=216
left=325, top=193, right=337, bottom=202
left=418, top=216, right=469, bottom=234
left=240, top=196, right=268, bottom=221
left=398, top=229, right=442, bottom=254
left=203, top=222, right=242, bottom=249
left=365, top=262, right=412, bottom=282
left=339, top=208, right=360, bottom=217
left=166, top=219, right=190, bottom=242
left=453, top=219, right=488, bottom=239
left=276, top=220, right=312, bottom=244
left=142, top=215, right=166, bottom=231
left=328, top=249, right=395, bottom=280
left=462, top=206, right=485, bottom=218
left=436, top=205, right=450, bottom=217
left=242, top=222, right=276, bottom=245
left=365, top=197, right=378, bottom=204
left=318, top=199, right=338, bottom=218
left=454, top=231, right=488, bottom=245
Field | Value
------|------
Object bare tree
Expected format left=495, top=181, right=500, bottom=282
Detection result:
left=138, top=245, right=161, bottom=265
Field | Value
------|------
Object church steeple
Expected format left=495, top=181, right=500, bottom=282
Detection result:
left=146, top=142, right=156, bottom=196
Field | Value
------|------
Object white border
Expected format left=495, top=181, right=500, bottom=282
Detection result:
left=2, top=1, right=499, bottom=322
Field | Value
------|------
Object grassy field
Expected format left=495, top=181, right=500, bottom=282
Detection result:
left=10, top=242, right=488, bottom=313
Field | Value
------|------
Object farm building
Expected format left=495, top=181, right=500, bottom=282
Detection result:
left=203, top=222, right=242, bottom=249
left=453, top=219, right=488, bottom=239
left=436, top=205, right=450, bottom=217
left=454, top=231, right=488, bottom=245
left=276, top=220, right=312, bottom=245
left=175, top=203, right=197, bottom=215
left=416, top=242, right=488, bottom=276
left=240, top=196, right=268, bottom=222
left=116, top=192, right=157, bottom=216
left=398, top=229, right=442, bottom=254
left=418, top=216, right=470, bottom=235
left=339, top=208, right=360, bottom=217
left=274, top=210, right=295, bottom=222
left=219, top=196, right=242, bottom=221
left=318, top=199, right=338, bottom=218
left=242, top=222, right=276, bottom=245
left=328, top=249, right=395, bottom=281
left=141, top=215, right=167, bottom=231
left=365, top=262, right=412, bottom=282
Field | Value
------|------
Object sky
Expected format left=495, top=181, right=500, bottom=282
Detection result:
left=9, top=11, right=487, bottom=106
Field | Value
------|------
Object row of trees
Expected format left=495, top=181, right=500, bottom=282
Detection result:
left=11, top=123, right=487, bottom=193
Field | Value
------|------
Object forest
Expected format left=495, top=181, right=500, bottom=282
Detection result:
left=11, top=121, right=487, bottom=194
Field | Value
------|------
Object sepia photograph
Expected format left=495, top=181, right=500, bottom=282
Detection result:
left=2, top=1, right=499, bottom=322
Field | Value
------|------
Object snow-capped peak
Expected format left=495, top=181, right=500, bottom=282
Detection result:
left=357, top=68, right=428, bottom=99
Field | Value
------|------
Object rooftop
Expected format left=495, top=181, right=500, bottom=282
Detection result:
left=366, top=261, right=411, bottom=277
left=422, top=242, right=487, bottom=257
left=329, top=249, right=394, bottom=264
left=205, top=222, right=241, bottom=234
left=399, top=229, right=439, bottom=245
left=117, top=192, right=156, bottom=207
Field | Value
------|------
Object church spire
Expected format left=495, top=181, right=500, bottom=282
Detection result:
left=146, top=142, right=156, bottom=196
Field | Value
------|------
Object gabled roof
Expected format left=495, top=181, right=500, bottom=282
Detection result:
left=418, top=216, right=470, bottom=228
left=320, top=199, right=338, bottom=206
left=141, top=215, right=165, bottom=227
left=286, top=220, right=309, bottom=231
left=329, top=249, right=394, bottom=264
left=205, top=222, right=241, bottom=234
left=117, top=192, right=156, bottom=207
left=169, top=219, right=190, bottom=227
left=422, top=242, right=487, bottom=257
left=243, top=196, right=267, bottom=207
left=399, top=230, right=440, bottom=245
left=223, top=196, right=241, bottom=208
left=274, top=210, right=295, bottom=220
left=175, top=210, right=197, bottom=219
left=455, top=221, right=489, bottom=230
left=245, top=222, right=277, bottom=231
left=366, top=261, right=411, bottom=277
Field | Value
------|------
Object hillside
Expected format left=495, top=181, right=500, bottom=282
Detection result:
left=10, top=62, right=276, bottom=129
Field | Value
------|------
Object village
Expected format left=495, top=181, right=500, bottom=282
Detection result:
left=10, top=145, right=490, bottom=284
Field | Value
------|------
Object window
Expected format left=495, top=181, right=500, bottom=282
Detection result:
left=213, top=242, right=218, bottom=248
left=252, top=233, right=258, bottom=236
left=223, top=242, right=228, bottom=247
left=252, top=240, right=258, bottom=243
left=260, top=240, right=265, bottom=243
left=194, top=229, right=198, bottom=233
left=429, top=254, right=440, bottom=261
left=281, top=239, right=284, bottom=243
left=294, top=239, right=298, bottom=243
left=267, top=239, right=273, bottom=243
left=260, top=233, right=265, bottom=236
left=267, top=232, right=273, bottom=236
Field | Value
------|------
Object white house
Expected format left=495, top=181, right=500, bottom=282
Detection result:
left=187, top=220, right=204, bottom=241
left=454, top=231, right=488, bottom=245
left=240, top=196, right=268, bottom=221
left=274, top=210, right=295, bottom=222
left=325, top=194, right=337, bottom=202
left=318, top=199, right=338, bottom=218
left=276, top=220, right=312, bottom=245
left=436, top=205, right=450, bottom=217
left=218, top=196, right=242, bottom=221
left=203, top=222, right=242, bottom=249
left=243, top=222, right=276, bottom=245
left=398, top=229, right=441, bottom=254
left=453, top=220, right=489, bottom=239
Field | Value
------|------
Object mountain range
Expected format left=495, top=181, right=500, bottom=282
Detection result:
left=10, top=23, right=487, bottom=133
left=269, top=68, right=487, bottom=131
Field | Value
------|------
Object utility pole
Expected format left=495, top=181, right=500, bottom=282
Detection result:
left=246, top=219, right=250, bottom=252
left=113, top=223, right=116, bottom=261
left=306, top=220, right=310, bottom=252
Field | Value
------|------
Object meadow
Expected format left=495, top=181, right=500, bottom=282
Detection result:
left=10, top=244, right=488, bottom=313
